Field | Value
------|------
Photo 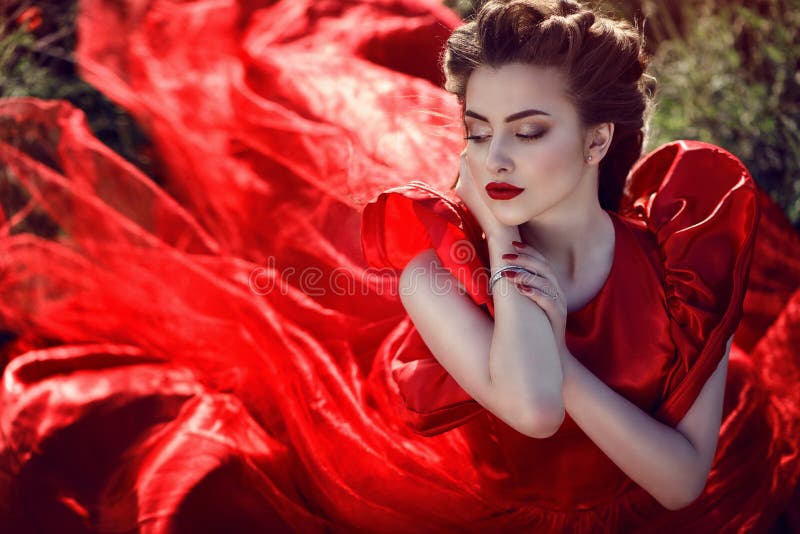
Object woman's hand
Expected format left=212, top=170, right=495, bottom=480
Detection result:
left=500, top=241, right=569, bottom=358
left=454, top=150, right=509, bottom=239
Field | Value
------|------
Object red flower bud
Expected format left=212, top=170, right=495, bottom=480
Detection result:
left=15, top=7, right=42, bottom=32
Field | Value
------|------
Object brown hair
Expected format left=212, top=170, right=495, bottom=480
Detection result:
left=442, top=0, right=657, bottom=212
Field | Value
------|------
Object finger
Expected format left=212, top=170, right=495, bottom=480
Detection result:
left=501, top=269, right=540, bottom=287
left=504, top=272, right=559, bottom=299
left=505, top=249, right=549, bottom=268
left=509, top=249, right=548, bottom=266
left=501, top=264, right=561, bottom=302
left=511, top=241, right=549, bottom=263
left=515, top=283, right=561, bottom=315
left=501, top=253, right=557, bottom=285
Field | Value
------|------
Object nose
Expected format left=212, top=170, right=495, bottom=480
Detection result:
left=486, top=135, right=514, bottom=176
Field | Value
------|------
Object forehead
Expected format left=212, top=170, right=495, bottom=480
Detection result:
left=464, top=63, right=570, bottom=119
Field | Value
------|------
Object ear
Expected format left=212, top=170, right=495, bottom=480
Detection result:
left=583, top=122, right=614, bottom=165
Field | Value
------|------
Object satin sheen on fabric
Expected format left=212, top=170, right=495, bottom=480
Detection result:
left=0, top=0, right=799, bottom=532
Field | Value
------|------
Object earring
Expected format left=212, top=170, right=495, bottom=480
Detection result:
left=586, top=154, right=593, bottom=162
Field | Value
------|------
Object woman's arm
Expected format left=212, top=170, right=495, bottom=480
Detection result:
left=485, top=228, right=565, bottom=428
left=398, top=240, right=564, bottom=438
left=558, top=335, right=733, bottom=510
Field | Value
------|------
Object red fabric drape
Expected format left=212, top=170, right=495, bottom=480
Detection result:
left=1, top=0, right=798, bottom=532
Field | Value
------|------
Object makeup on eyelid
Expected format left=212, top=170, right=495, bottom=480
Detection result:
left=463, top=130, right=547, bottom=142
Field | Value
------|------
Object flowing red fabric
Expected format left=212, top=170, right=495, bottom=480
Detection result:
left=0, top=0, right=798, bottom=532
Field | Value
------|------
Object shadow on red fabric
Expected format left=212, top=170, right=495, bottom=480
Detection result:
left=0, top=0, right=798, bottom=532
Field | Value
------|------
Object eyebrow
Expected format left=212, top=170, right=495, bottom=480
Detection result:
left=464, top=108, right=551, bottom=123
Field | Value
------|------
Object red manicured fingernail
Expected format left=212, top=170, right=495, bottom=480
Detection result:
left=503, top=270, right=518, bottom=278
left=517, top=284, right=534, bottom=292
left=512, top=241, right=525, bottom=247
left=502, top=253, right=518, bottom=259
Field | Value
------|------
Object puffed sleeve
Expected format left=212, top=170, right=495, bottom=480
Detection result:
left=360, top=181, right=491, bottom=436
left=622, top=141, right=760, bottom=427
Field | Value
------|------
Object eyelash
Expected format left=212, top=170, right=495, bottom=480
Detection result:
left=463, top=132, right=546, bottom=143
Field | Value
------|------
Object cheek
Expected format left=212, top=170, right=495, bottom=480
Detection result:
left=532, top=133, right=582, bottom=176
left=517, top=143, right=583, bottom=200
left=466, top=158, right=482, bottom=185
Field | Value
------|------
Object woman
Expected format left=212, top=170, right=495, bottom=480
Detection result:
left=361, top=0, right=798, bottom=530
left=0, top=0, right=797, bottom=532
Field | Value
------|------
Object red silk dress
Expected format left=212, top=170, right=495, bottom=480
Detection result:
left=0, top=0, right=799, bottom=532
left=361, top=140, right=799, bottom=531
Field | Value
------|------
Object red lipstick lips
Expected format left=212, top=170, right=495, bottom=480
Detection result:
left=485, top=182, right=525, bottom=200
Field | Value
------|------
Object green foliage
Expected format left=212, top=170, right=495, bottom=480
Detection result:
left=0, top=1, right=152, bottom=176
left=443, top=0, right=479, bottom=19
left=646, top=1, right=800, bottom=227
left=0, top=1, right=155, bottom=244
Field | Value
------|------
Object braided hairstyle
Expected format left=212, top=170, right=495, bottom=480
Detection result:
left=442, top=0, right=657, bottom=212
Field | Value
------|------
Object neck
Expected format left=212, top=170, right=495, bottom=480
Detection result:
left=517, top=179, right=611, bottom=284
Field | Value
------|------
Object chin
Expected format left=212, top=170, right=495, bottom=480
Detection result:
left=491, top=209, right=530, bottom=228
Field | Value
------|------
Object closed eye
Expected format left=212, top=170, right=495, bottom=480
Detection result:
left=464, top=132, right=546, bottom=143
left=517, top=132, right=546, bottom=140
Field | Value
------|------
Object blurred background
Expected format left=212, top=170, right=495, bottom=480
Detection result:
left=2, top=0, right=799, bottom=231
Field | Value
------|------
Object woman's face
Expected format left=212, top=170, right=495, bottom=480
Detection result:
left=463, top=62, right=591, bottom=226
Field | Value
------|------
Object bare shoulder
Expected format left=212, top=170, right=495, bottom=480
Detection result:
left=399, top=248, right=440, bottom=291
